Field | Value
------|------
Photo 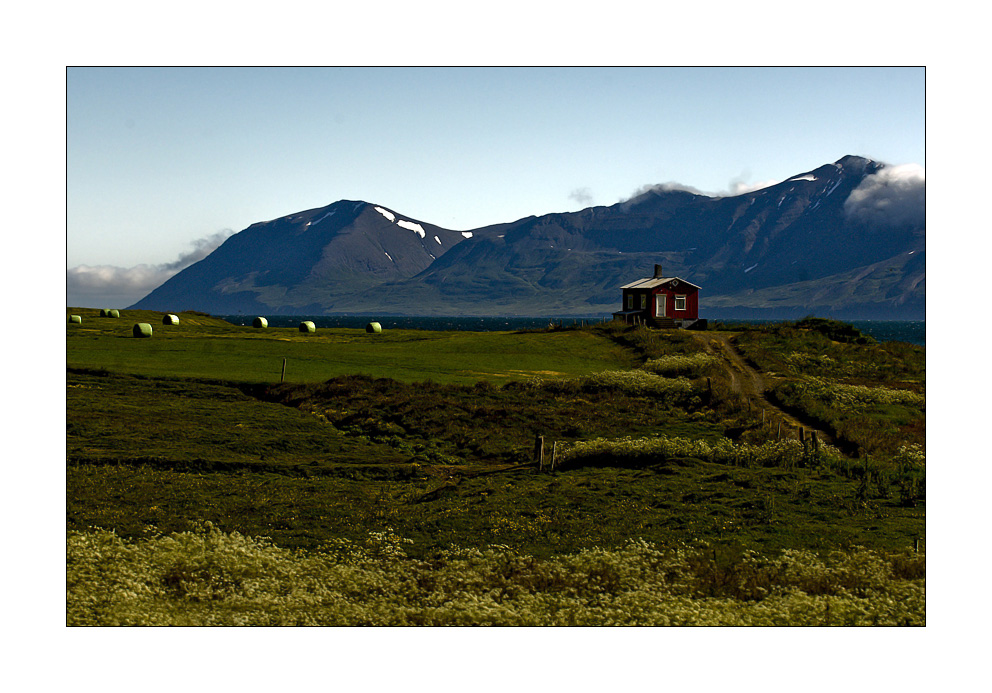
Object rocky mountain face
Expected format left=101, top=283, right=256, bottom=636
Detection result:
left=131, top=156, right=925, bottom=319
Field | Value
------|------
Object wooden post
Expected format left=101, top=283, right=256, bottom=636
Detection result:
left=534, top=435, right=545, bottom=470
left=552, top=441, right=558, bottom=471
left=281, top=358, right=287, bottom=382
left=777, top=421, right=782, bottom=439
left=914, top=536, right=920, bottom=553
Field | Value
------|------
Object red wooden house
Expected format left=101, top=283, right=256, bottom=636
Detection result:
left=612, top=264, right=705, bottom=329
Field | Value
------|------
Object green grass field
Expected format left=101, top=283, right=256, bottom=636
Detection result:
left=66, top=309, right=925, bottom=625
left=66, top=308, right=634, bottom=385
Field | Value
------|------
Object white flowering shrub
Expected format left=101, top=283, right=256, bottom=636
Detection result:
left=67, top=526, right=924, bottom=626
left=557, top=434, right=841, bottom=470
left=642, top=353, right=718, bottom=377
left=789, top=377, right=925, bottom=410
left=892, top=444, right=926, bottom=471
left=784, top=352, right=882, bottom=378
left=529, top=370, right=694, bottom=399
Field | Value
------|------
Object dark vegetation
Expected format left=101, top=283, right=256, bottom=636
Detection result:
left=67, top=311, right=925, bottom=561
left=729, top=318, right=925, bottom=458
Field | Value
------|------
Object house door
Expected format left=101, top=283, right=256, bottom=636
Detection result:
left=655, top=294, right=666, bottom=318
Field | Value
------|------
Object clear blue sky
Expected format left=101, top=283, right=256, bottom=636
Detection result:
left=66, top=66, right=925, bottom=306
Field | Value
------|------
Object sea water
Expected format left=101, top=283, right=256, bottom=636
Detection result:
left=217, top=315, right=925, bottom=346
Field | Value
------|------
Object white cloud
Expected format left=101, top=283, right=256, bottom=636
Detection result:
left=622, top=177, right=776, bottom=203
left=727, top=179, right=777, bottom=195
left=626, top=182, right=707, bottom=200
left=843, top=164, right=925, bottom=228
left=67, top=229, right=234, bottom=308
left=569, top=187, right=594, bottom=206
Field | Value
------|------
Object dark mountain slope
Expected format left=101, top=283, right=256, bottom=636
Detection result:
left=130, top=156, right=924, bottom=319
left=131, top=200, right=477, bottom=313
left=359, top=155, right=922, bottom=317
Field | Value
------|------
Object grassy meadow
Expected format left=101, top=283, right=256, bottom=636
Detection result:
left=66, top=309, right=925, bottom=625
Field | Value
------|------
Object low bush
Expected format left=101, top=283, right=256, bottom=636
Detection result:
left=642, top=353, right=719, bottom=377
left=66, top=524, right=925, bottom=626
left=528, top=370, right=695, bottom=399
left=557, top=434, right=842, bottom=471
left=786, top=377, right=925, bottom=409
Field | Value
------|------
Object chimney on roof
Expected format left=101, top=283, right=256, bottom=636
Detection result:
left=654, top=263, right=663, bottom=278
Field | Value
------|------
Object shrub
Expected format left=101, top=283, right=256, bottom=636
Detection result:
left=529, top=370, right=694, bottom=399
left=66, top=525, right=925, bottom=626
left=642, top=353, right=718, bottom=377
left=789, top=377, right=924, bottom=409
left=557, top=434, right=841, bottom=470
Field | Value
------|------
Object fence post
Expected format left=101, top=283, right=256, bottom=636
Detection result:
left=281, top=358, right=287, bottom=382
left=534, top=435, right=545, bottom=470
left=552, top=441, right=558, bottom=471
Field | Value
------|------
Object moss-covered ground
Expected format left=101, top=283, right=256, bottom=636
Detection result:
left=67, top=311, right=924, bottom=557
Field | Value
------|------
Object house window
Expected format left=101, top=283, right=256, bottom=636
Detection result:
left=627, top=294, right=633, bottom=310
left=640, top=294, right=647, bottom=309
left=675, top=295, right=687, bottom=312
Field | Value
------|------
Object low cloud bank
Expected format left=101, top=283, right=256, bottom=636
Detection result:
left=726, top=178, right=778, bottom=196
left=843, top=163, right=925, bottom=228
left=626, top=182, right=708, bottom=200
left=67, top=229, right=234, bottom=308
left=621, top=178, right=777, bottom=205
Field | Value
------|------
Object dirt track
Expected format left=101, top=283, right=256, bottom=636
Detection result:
left=695, top=332, right=838, bottom=447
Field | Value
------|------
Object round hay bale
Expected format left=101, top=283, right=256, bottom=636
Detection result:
left=299, top=320, right=316, bottom=333
left=366, top=321, right=382, bottom=333
left=252, top=317, right=268, bottom=328
left=163, top=313, right=180, bottom=325
left=68, top=315, right=82, bottom=324
left=132, top=323, right=153, bottom=338
left=108, top=309, right=120, bottom=318
left=100, top=309, right=108, bottom=317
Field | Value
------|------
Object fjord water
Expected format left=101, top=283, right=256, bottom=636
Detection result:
left=218, top=315, right=925, bottom=346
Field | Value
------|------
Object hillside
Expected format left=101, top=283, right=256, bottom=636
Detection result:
left=131, top=156, right=924, bottom=319
left=67, top=315, right=925, bottom=625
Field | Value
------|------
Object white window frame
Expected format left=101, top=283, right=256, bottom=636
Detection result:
left=675, top=294, right=687, bottom=312
left=627, top=294, right=633, bottom=310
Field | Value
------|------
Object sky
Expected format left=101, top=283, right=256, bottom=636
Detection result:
left=66, top=66, right=925, bottom=308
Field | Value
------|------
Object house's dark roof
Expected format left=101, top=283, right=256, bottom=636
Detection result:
left=620, top=276, right=701, bottom=291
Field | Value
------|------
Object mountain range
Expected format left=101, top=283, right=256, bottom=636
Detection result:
left=131, top=155, right=925, bottom=320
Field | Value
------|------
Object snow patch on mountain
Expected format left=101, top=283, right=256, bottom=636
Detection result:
left=374, top=206, right=395, bottom=222
left=307, top=210, right=336, bottom=227
left=398, top=220, right=426, bottom=238
left=461, top=232, right=474, bottom=239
